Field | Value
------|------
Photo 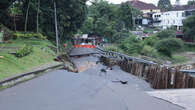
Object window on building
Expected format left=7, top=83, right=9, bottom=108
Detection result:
left=173, top=20, right=175, bottom=24
left=167, top=20, right=169, bottom=24
left=176, top=12, right=179, bottom=17
left=179, top=26, right=182, bottom=31
left=182, top=12, right=185, bottom=17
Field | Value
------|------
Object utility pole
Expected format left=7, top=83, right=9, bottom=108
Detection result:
left=36, top=0, right=40, bottom=33
left=54, top=1, right=59, bottom=54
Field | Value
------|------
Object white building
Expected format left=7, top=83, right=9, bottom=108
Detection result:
left=153, top=5, right=195, bottom=30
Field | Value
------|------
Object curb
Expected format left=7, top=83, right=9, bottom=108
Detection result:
left=0, top=62, right=64, bottom=86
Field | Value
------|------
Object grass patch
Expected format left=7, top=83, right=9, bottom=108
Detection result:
left=183, top=43, right=195, bottom=52
left=143, top=27, right=153, bottom=34
left=0, top=39, right=55, bottom=80
left=171, top=55, right=189, bottom=64
left=104, top=45, right=124, bottom=53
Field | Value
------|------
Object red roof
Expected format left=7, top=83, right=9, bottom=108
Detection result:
left=127, top=0, right=159, bottom=10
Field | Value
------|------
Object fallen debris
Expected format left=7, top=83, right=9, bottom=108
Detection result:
left=112, top=80, right=128, bottom=85
left=55, top=54, right=78, bottom=73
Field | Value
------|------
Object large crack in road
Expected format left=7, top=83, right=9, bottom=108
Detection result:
left=0, top=55, right=183, bottom=110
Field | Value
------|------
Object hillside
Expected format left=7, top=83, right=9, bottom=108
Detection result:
left=0, top=39, right=56, bottom=80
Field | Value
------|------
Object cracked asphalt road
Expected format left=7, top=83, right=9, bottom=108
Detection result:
left=0, top=56, right=182, bottom=110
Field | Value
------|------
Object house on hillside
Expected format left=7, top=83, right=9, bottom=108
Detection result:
left=127, top=0, right=160, bottom=25
left=153, top=5, right=195, bottom=30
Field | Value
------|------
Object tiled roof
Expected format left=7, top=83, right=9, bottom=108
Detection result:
left=127, top=0, right=159, bottom=10
left=171, top=5, right=195, bottom=11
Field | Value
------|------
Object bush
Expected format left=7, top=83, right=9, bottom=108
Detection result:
left=156, top=29, right=176, bottom=39
left=143, top=35, right=159, bottom=46
left=171, top=55, right=189, bottom=64
left=16, top=45, right=33, bottom=57
left=183, top=15, right=195, bottom=42
left=143, top=30, right=149, bottom=34
left=119, top=36, right=143, bottom=55
left=104, top=45, right=124, bottom=53
left=141, top=45, right=158, bottom=57
left=0, top=24, right=13, bottom=41
left=13, top=32, right=46, bottom=40
left=184, top=43, right=195, bottom=52
left=155, top=38, right=184, bottom=57
left=111, top=31, right=131, bottom=43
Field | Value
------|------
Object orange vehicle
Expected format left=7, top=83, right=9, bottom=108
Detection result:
left=73, top=34, right=100, bottom=48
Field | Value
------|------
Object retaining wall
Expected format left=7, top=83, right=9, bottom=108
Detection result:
left=98, top=48, right=195, bottom=89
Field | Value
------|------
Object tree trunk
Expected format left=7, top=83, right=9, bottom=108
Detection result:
left=54, top=1, right=59, bottom=54
left=25, top=0, right=30, bottom=32
left=36, top=0, right=40, bottom=33
left=14, top=15, right=17, bottom=31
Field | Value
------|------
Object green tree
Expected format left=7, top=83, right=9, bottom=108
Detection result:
left=0, top=1, right=13, bottom=28
left=81, top=0, right=139, bottom=43
left=1, top=0, right=88, bottom=42
left=118, top=2, right=133, bottom=30
left=119, top=36, right=143, bottom=55
left=158, top=0, right=172, bottom=11
left=0, top=1, right=11, bottom=19
left=141, top=45, right=158, bottom=58
left=143, top=35, right=159, bottom=46
left=80, top=17, right=94, bottom=34
left=183, top=15, right=195, bottom=42
left=188, top=0, right=195, bottom=5
left=86, top=0, right=119, bottom=41
left=112, top=30, right=130, bottom=43
left=155, top=38, right=184, bottom=57
left=9, top=2, right=23, bottom=31
left=156, top=29, right=176, bottom=39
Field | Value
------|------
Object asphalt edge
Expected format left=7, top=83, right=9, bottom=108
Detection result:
left=0, top=62, right=64, bottom=86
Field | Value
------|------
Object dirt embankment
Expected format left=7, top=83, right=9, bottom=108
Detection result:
left=71, top=55, right=98, bottom=73
left=54, top=54, right=78, bottom=73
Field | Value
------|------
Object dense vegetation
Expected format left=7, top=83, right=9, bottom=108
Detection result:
left=188, top=0, right=195, bottom=5
left=1, top=0, right=195, bottom=79
left=80, top=0, right=142, bottom=43
left=0, top=0, right=88, bottom=43
left=106, top=29, right=189, bottom=64
left=183, top=15, right=195, bottom=42
left=0, top=0, right=88, bottom=79
left=0, top=39, right=55, bottom=80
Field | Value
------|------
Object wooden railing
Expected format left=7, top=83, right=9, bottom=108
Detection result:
left=96, top=46, right=155, bottom=65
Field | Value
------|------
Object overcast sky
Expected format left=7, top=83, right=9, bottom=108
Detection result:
left=106, top=0, right=189, bottom=5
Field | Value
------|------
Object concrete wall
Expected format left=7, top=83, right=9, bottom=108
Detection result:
left=142, top=9, right=161, bottom=14
left=153, top=11, right=186, bottom=30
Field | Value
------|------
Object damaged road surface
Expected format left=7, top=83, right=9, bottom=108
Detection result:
left=0, top=55, right=183, bottom=110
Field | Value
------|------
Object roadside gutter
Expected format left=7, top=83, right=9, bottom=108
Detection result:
left=0, top=62, right=63, bottom=87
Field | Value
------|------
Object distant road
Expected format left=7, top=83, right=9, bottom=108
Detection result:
left=69, top=48, right=98, bottom=57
